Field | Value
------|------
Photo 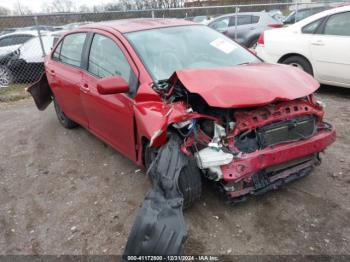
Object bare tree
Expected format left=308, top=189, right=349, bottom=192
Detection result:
left=79, top=5, right=92, bottom=13
left=41, top=3, right=53, bottom=13
left=51, top=0, right=77, bottom=13
left=132, top=0, right=184, bottom=10
left=0, top=6, right=10, bottom=16
left=13, top=0, right=32, bottom=15
left=41, top=0, right=185, bottom=14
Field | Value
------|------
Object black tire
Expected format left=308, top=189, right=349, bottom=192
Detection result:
left=53, top=98, right=79, bottom=129
left=282, top=56, right=313, bottom=76
left=145, top=145, right=202, bottom=209
left=0, top=66, right=13, bottom=87
left=178, top=158, right=202, bottom=209
left=248, top=36, right=259, bottom=49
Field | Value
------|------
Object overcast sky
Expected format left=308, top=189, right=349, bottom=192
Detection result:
left=0, top=0, right=115, bottom=12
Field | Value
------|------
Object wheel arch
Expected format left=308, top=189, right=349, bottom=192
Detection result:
left=246, top=33, right=260, bottom=47
left=278, top=53, right=314, bottom=75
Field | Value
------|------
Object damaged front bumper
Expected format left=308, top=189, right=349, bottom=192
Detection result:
left=217, top=127, right=336, bottom=199
left=221, top=128, right=336, bottom=182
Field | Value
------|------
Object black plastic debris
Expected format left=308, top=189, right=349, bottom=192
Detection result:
left=123, top=136, right=188, bottom=257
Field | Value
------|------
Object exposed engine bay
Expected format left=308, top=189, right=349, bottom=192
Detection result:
left=152, top=79, right=335, bottom=200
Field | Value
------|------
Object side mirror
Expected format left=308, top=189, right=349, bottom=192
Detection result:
left=97, top=75, right=129, bottom=95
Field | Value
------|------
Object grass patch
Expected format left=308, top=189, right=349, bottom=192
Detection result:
left=0, top=84, right=30, bottom=102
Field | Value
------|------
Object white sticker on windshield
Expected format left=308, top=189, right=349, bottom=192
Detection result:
left=210, top=38, right=236, bottom=54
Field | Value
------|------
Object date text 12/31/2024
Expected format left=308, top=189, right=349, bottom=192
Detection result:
left=125, top=256, right=219, bottom=261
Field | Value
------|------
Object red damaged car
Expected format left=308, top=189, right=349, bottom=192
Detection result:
left=29, top=19, right=335, bottom=208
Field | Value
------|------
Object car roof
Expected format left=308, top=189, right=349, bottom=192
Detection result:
left=293, top=5, right=350, bottom=28
left=212, top=11, right=266, bottom=20
left=79, top=18, right=196, bottom=33
left=0, top=31, right=38, bottom=38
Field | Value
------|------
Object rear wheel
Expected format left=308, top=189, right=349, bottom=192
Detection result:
left=282, top=56, right=313, bottom=76
left=53, top=98, right=79, bottom=129
left=145, top=144, right=202, bottom=209
left=248, top=36, right=259, bottom=49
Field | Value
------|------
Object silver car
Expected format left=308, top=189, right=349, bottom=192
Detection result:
left=208, top=12, right=283, bottom=48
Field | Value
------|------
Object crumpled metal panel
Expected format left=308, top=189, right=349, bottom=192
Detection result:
left=170, top=63, right=319, bottom=108
left=123, top=136, right=188, bottom=256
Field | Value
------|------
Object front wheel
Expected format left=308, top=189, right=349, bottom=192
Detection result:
left=0, top=66, right=13, bottom=87
left=145, top=145, right=202, bottom=209
left=53, top=98, right=79, bottom=129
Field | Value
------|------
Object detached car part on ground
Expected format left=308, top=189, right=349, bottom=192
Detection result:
left=27, top=19, right=336, bottom=255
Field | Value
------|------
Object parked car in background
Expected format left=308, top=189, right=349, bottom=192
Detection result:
left=283, top=6, right=330, bottom=24
left=256, top=5, right=350, bottom=88
left=28, top=19, right=335, bottom=211
left=61, top=22, right=92, bottom=31
left=268, top=9, right=285, bottom=23
left=0, top=31, right=38, bottom=57
left=0, top=35, right=55, bottom=86
left=0, top=28, right=22, bottom=35
left=208, top=12, right=283, bottom=48
left=191, top=15, right=215, bottom=25
left=18, top=25, right=57, bottom=32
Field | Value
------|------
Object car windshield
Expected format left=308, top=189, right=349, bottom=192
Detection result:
left=125, top=25, right=260, bottom=81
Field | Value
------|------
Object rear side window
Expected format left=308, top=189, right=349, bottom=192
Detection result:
left=229, top=15, right=253, bottom=26
left=323, top=12, right=350, bottom=36
left=59, top=33, right=86, bottom=67
left=302, top=18, right=324, bottom=34
left=252, top=16, right=260, bottom=23
left=88, top=34, right=132, bottom=82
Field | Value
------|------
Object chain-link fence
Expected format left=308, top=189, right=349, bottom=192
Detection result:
left=0, top=1, right=346, bottom=94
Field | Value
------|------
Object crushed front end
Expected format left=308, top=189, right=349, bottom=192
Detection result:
left=178, top=97, right=335, bottom=202
left=150, top=67, right=336, bottom=203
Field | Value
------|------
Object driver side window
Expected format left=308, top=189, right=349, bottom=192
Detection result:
left=88, top=34, right=131, bottom=82
left=88, top=34, right=138, bottom=96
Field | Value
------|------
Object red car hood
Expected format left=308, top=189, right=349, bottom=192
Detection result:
left=172, top=63, right=319, bottom=108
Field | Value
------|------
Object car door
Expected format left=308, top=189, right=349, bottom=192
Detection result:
left=309, top=11, right=350, bottom=86
left=80, top=32, right=138, bottom=160
left=47, top=32, right=89, bottom=127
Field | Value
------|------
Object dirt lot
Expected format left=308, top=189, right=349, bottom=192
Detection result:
left=0, top=86, right=349, bottom=255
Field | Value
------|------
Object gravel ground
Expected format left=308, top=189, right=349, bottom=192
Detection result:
left=0, top=86, right=349, bottom=255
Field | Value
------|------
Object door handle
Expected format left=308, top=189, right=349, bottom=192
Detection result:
left=49, top=70, right=55, bottom=76
left=311, top=40, right=324, bottom=46
left=80, top=83, right=90, bottom=93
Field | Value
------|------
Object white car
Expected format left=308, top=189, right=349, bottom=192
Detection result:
left=0, top=31, right=40, bottom=57
left=256, top=5, right=350, bottom=88
left=0, top=35, right=56, bottom=86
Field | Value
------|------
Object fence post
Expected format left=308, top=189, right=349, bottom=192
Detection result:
left=295, top=0, right=299, bottom=24
left=151, top=10, right=155, bottom=18
left=34, top=16, right=46, bottom=58
left=234, top=6, right=239, bottom=41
